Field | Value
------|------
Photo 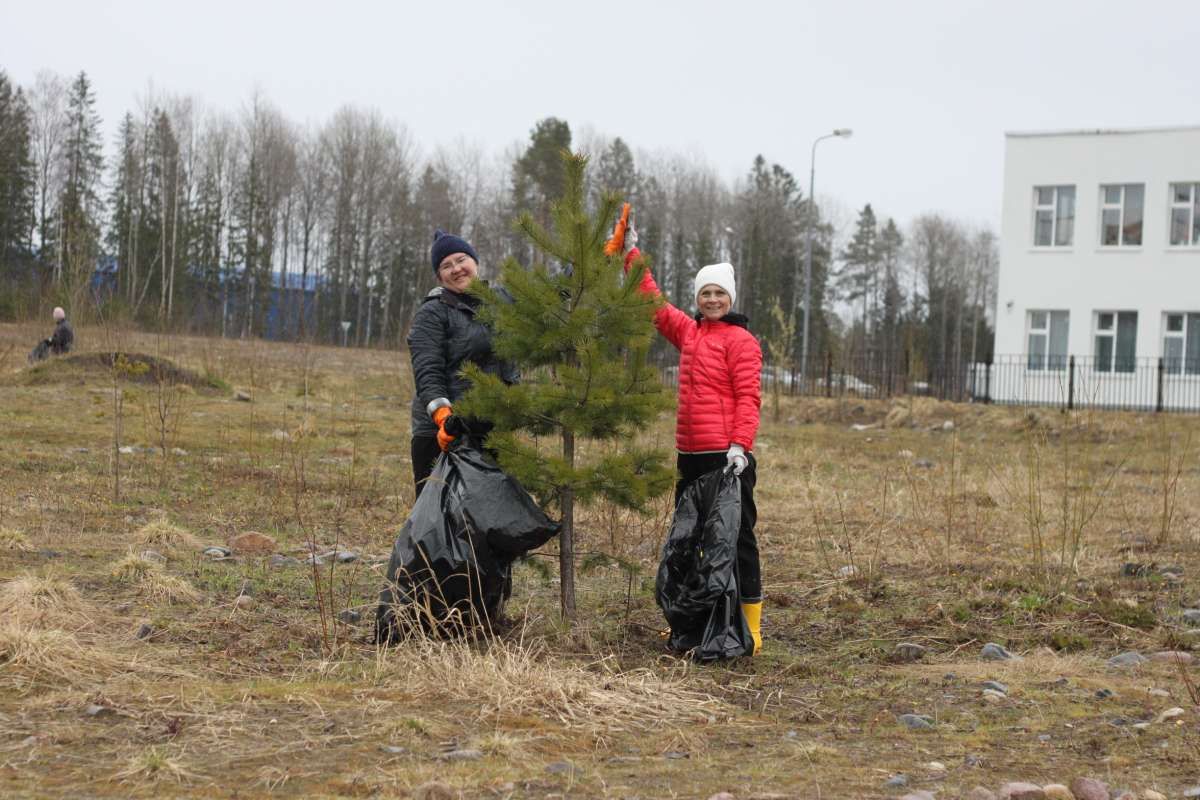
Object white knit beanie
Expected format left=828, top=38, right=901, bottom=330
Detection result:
left=693, top=262, right=736, bottom=308
left=53, top=307, right=66, bottom=321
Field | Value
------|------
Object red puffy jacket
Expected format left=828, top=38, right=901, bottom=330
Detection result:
left=627, top=248, right=762, bottom=453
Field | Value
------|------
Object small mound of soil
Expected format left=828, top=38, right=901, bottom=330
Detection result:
left=15, top=352, right=221, bottom=390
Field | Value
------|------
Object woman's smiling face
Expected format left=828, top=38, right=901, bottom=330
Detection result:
left=437, top=252, right=479, bottom=292
left=697, top=284, right=731, bottom=321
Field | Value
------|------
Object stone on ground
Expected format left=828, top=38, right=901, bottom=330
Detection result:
left=1069, top=777, right=1111, bottom=800
left=998, top=783, right=1045, bottom=800
left=413, top=782, right=460, bottom=800
left=1106, top=651, right=1147, bottom=668
left=981, top=642, right=1017, bottom=661
left=965, top=789, right=998, bottom=800
left=229, top=531, right=277, bottom=555
left=895, top=642, right=929, bottom=661
left=897, top=713, right=934, bottom=730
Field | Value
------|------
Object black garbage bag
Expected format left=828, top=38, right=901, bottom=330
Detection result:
left=375, top=441, right=559, bottom=643
left=28, top=339, right=49, bottom=364
left=655, top=467, right=753, bottom=661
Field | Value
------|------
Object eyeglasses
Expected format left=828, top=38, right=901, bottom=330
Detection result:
left=439, top=254, right=473, bottom=273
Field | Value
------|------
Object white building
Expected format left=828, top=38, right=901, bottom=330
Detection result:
left=992, top=126, right=1200, bottom=411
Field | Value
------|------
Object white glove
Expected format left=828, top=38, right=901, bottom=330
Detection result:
left=624, top=222, right=639, bottom=254
left=726, top=444, right=748, bottom=476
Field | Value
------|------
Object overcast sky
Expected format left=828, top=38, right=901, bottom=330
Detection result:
left=5, top=0, right=1197, bottom=231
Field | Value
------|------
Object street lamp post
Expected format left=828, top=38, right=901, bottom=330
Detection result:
left=801, top=128, right=852, bottom=388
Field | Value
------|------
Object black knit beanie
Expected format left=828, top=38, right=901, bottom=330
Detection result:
left=430, top=230, right=478, bottom=275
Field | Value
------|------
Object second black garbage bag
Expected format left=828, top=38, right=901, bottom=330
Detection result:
left=655, top=467, right=753, bottom=661
left=375, top=442, right=560, bottom=642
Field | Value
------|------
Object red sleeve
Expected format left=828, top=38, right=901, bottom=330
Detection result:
left=727, top=331, right=762, bottom=451
left=624, top=247, right=693, bottom=351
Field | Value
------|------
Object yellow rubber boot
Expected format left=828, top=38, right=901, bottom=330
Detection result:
left=740, top=601, right=762, bottom=656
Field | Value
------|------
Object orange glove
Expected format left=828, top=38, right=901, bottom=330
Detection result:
left=433, top=406, right=455, bottom=451
left=604, top=203, right=632, bottom=256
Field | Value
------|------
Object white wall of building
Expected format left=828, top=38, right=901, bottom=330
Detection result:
left=992, top=126, right=1200, bottom=409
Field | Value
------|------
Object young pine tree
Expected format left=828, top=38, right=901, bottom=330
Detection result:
left=459, top=151, right=674, bottom=620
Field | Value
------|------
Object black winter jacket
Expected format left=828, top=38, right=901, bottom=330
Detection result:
left=407, top=286, right=518, bottom=438
left=48, top=319, right=73, bottom=354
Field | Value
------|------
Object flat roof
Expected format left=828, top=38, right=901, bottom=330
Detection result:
left=1006, top=124, right=1200, bottom=138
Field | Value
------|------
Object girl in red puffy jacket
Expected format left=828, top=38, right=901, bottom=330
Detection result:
left=616, top=223, right=765, bottom=655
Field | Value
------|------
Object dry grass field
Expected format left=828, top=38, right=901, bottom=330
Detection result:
left=1, top=322, right=1198, bottom=799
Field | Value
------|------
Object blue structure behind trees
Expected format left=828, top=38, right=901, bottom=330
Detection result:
left=88, top=257, right=322, bottom=341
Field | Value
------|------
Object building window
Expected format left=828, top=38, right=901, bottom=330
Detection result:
left=1169, top=183, right=1200, bottom=246
left=1027, top=310, right=1069, bottom=370
left=1163, top=313, right=1200, bottom=375
left=1100, top=184, right=1144, bottom=246
left=1095, top=311, right=1137, bottom=373
left=1033, top=186, right=1075, bottom=246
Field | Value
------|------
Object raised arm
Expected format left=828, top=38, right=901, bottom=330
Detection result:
left=623, top=247, right=694, bottom=351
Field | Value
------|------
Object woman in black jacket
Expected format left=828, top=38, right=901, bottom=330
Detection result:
left=407, top=230, right=518, bottom=497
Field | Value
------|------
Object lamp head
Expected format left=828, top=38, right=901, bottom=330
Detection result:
left=833, top=128, right=853, bottom=138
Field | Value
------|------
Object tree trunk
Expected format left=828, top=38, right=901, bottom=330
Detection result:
left=168, top=157, right=181, bottom=321
left=299, top=221, right=311, bottom=340
left=559, top=430, right=576, bottom=620
left=159, top=162, right=169, bottom=319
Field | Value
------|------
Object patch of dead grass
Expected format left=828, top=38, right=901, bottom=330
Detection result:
left=110, top=554, right=201, bottom=605
left=115, top=745, right=200, bottom=784
left=0, top=573, right=93, bottom=628
left=475, top=729, right=533, bottom=758
left=0, top=526, right=32, bottom=551
left=135, top=518, right=200, bottom=551
left=359, top=634, right=725, bottom=736
left=0, top=624, right=120, bottom=692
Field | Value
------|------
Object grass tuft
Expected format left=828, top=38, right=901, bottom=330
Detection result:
left=135, top=518, right=200, bottom=551
left=0, top=624, right=119, bottom=692
left=362, top=632, right=721, bottom=735
left=111, top=555, right=201, bottom=605
left=0, top=573, right=92, bottom=628
left=140, top=572, right=202, bottom=605
left=111, top=553, right=159, bottom=583
left=115, top=746, right=198, bottom=784
left=0, top=526, right=32, bottom=551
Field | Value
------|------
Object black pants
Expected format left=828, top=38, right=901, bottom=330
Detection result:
left=411, top=436, right=443, bottom=499
left=411, top=427, right=494, bottom=499
left=675, top=451, right=761, bottom=602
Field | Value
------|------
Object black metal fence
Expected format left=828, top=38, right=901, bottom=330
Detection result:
left=655, top=352, right=1200, bottom=413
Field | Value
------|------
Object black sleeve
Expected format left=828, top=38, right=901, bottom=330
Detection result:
left=406, top=303, right=450, bottom=413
